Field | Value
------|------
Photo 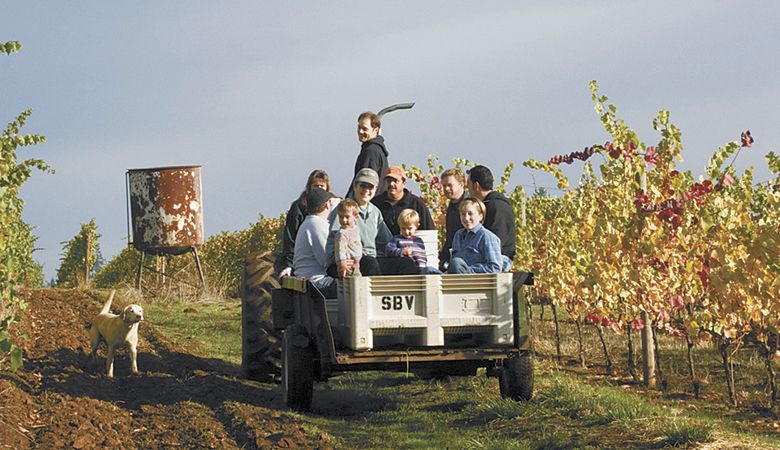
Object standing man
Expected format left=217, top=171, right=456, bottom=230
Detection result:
left=371, top=166, right=435, bottom=236
left=466, top=165, right=516, bottom=271
left=438, top=168, right=467, bottom=270
left=346, top=111, right=389, bottom=199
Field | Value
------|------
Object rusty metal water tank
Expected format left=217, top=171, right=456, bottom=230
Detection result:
left=126, top=165, right=204, bottom=255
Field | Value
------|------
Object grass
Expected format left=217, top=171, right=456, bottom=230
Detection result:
left=142, top=297, right=780, bottom=449
left=661, top=416, right=713, bottom=447
left=141, top=296, right=243, bottom=365
left=302, top=369, right=725, bottom=449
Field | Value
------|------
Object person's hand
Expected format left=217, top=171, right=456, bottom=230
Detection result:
left=279, top=267, right=292, bottom=278
left=338, top=258, right=355, bottom=278
left=402, top=246, right=412, bottom=257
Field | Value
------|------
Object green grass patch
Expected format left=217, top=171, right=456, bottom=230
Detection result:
left=139, top=298, right=780, bottom=449
left=536, top=373, right=661, bottom=424
left=661, top=416, right=712, bottom=447
left=141, top=297, right=243, bottom=365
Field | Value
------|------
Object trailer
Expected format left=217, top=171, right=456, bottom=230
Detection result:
left=271, top=271, right=534, bottom=411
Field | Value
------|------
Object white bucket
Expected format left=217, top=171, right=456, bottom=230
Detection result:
left=414, top=229, right=439, bottom=269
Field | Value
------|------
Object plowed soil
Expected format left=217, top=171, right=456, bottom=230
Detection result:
left=0, top=289, right=332, bottom=449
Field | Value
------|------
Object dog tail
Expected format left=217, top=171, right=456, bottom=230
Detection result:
left=100, top=289, right=116, bottom=314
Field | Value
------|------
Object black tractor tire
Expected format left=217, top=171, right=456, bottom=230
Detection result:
left=282, top=325, right=314, bottom=411
left=242, top=251, right=283, bottom=382
left=499, top=352, right=533, bottom=401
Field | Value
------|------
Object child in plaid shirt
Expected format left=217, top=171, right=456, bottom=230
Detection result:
left=334, top=199, right=363, bottom=277
left=386, top=209, right=442, bottom=275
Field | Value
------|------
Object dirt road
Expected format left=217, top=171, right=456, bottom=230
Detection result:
left=0, top=289, right=331, bottom=449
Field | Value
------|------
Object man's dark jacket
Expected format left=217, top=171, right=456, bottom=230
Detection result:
left=346, top=135, right=389, bottom=198
left=371, top=188, right=435, bottom=236
left=483, top=190, right=516, bottom=260
left=439, top=193, right=465, bottom=267
left=276, top=197, right=306, bottom=273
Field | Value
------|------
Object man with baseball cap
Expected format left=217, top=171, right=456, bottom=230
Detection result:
left=326, top=168, right=416, bottom=276
left=371, top=166, right=435, bottom=236
left=293, top=188, right=338, bottom=297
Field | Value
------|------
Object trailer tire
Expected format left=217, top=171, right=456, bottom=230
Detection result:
left=282, top=325, right=314, bottom=411
left=499, top=352, right=533, bottom=401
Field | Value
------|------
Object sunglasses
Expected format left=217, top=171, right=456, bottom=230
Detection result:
left=358, top=182, right=375, bottom=190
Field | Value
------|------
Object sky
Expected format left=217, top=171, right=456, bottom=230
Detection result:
left=2, top=1, right=778, bottom=281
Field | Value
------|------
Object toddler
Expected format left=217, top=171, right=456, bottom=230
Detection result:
left=386, top=209, right=441, bottom=275
left=334, top=199, right=363, bottom=277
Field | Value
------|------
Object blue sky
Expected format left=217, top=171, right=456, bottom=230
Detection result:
left=3, top=1, right=778, bottom=281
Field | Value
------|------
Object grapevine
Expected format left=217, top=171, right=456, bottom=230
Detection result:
left=1, top=41, right=51, bottom=371
left=523, top=80, right=779, bottom=407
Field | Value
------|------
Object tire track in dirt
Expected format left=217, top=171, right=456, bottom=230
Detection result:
left=1, top=289, right=333, bottom=449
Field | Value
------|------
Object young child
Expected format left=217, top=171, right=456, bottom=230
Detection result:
left=448, top=198, right=502, bottom=274
left=386, top=209, right=441, bottom=275
left=334, top=199, right=363, bottom=277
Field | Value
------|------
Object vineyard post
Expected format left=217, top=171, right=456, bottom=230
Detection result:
left=161, top=256, right=167, bottom=288
left=639, top=172, right=656, bottom=388
left=84, top=232, right=91, bottom=288
left=641, top=311, right=656, bottom=388
left=552, top=302, right=562, bottom=363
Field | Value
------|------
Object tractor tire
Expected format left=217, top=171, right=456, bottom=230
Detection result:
left=499, top=352, right=534, bottom=401
left=242, top=250, right=283, bottom=382
left=282, top=325, right=314, bottom=411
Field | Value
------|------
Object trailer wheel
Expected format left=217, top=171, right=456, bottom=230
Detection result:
left=282, top=325, right=314, bottom=411
left=499, top=352, right=533, bottom=401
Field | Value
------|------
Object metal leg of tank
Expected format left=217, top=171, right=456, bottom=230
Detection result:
left=136, top=251, right=145, bottom=290
left=192, top=247, right=206, bottom=289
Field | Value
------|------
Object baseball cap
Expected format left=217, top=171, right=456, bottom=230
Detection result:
left=306, top=188, right=336, bottom=214
left=354, top=168, right=379, bottom=187
left=385, top=166, right=406, bottom=181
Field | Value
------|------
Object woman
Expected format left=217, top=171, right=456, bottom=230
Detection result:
left=326, top=168, right=417, bottom=276
left=276, top=169, right=331, bottom=277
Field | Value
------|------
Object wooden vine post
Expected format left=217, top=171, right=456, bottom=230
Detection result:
left=639, top=172, right=656, bottom=388
left=641, top=311, right=656, bottom=388
left=84, top=232, right=91, bottom=288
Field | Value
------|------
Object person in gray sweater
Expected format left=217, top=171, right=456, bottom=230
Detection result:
left=293, top=188, right=338, bottom=297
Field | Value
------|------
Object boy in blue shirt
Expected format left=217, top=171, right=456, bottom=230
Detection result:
left=447, top=198, right=503, bottom=274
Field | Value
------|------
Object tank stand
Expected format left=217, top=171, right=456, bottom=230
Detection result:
left=135, top=251, right=145, bottom=289
left=191, top=246, right=206, bottom=288
left=135, top=247, right=207, bottom=292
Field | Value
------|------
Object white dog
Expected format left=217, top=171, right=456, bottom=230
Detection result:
left=89, top=290, right=144, bottom=378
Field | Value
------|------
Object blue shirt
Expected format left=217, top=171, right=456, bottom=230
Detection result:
left=451, top=224, right=502, bottom=273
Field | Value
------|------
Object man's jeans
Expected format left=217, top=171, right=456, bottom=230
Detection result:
left=311, top=275, right=337, bottom=298
left=447, top=256, right=512, bottom=274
